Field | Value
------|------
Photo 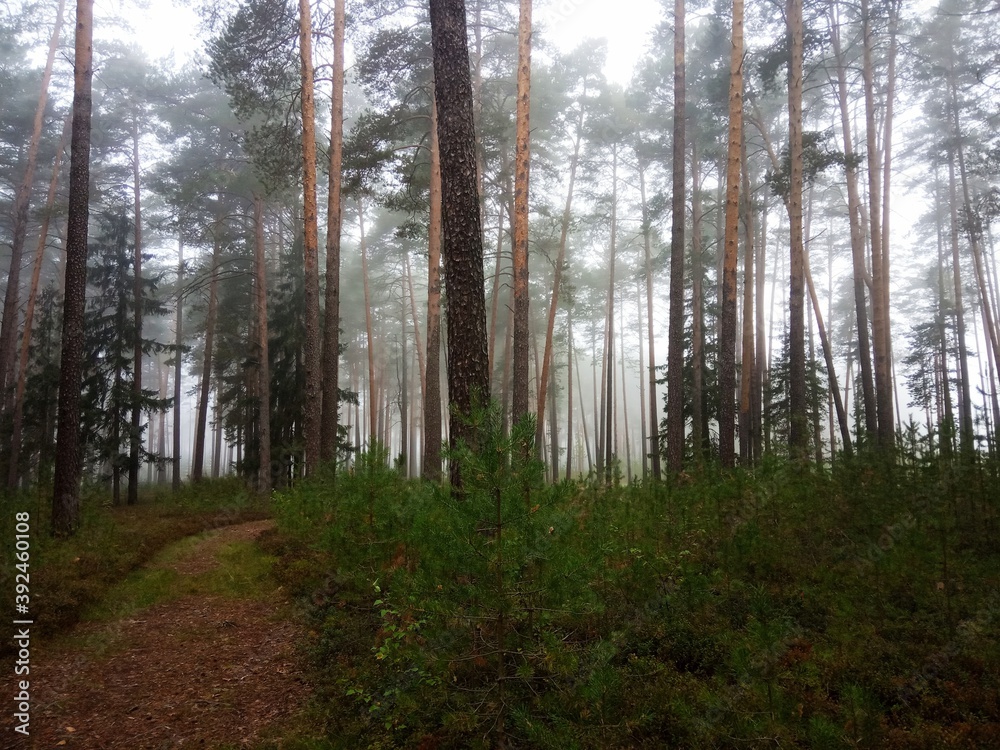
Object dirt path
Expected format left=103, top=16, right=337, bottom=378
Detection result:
left=21, top=520, right=309, bottom=749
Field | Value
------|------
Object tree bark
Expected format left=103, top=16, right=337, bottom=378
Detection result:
left=565, top=308, right=574, bottom=480
left=193, top=230, right=221, bottom=482
left=829, top=1, right=877, bottom=441
left=0, top=0, right=65, bottom=404
left=787, top=0, right=808, bottom=458
left=52, top=0, right=93, bottom=536
left=601, top=146, right=619, bottom=483
left=128, top=122, right=143, bottom=505
left=429, top=0, right=490, bottom=489
left=254, top=194, right=272, bottom=494
left=8, top=115, right=69, bottom=491
left=720, top=0, right=743, bottom=468
left=423, top=93, right=443, bottom=481
left=536, top=104, right=582, bottom=448
left=511, top=0, right=532, bottom=426
left=298, top=0, right=322, bottom=474
left=639, top=160, right=661, bottom=479
left=173, top=239, right=184, bottom=491
left=739, top=136, right=755, bottom=465
left=358, top=201, right=378, bottom=448
left=861, top=0, right=893, bottom=450
left=665, top=0, right=686, bottom=474
left=691, top=140, right=706, bottom=461
left=320, top=0, right=346, bottom=464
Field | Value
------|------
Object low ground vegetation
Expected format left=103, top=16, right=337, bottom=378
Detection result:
left=266, top=416, right=1000, bottom=749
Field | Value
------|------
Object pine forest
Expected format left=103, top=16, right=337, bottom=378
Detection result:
left=1, top=0, right=999, bottom=747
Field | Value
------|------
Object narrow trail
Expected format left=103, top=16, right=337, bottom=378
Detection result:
left=23, top=520, right=309, bottom=749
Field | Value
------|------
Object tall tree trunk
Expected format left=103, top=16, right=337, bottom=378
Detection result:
left=952, top=81, right=1000, bottom=407
left=861, top=0, right=893, bottom=449
left=575, top=338, right=592, bottom=475
left=691, top=140, right=706, bottom=461
left=193, top=230, right=221, bottom=482
left=754, top=175, right=766, bottom=461
left=320, top=0, right=346, bottom=464
left=298, top=0, right=322, bottom=474
left=400, top=304, right=409, bottom=475
left=720, top=0, right=743, bottom=468
left=537, top=104, right=583, bottom=447
left=805, top=245, right=853, bottom=456
left=173, top=239, right=184, bottom=491
left=603, top=146, right=619, bottom=484
left=566, top=308, right=574, bottom=480
left=619, top=293, right=631, bottom=483
left=52, top=0, right=93, bottom=536
left=829, top=1, right=877, bottom=441
left=423, top=93, right=443, bottom=481
left=739, top=136, right=755, bottom=465
left=157, top=358, right=167, bottom=484
left=359, top=201, right=377, bottom=447
left=511, top=0, right=532, bottom=426
left=0, top=0, right=65, bottom=404
left=429, top=0, right=490, bottom=488
left=639, top=160, right=661, bottom=479
left=404, top=251, right=426, bottom=402
left=665, top=0, right=687, bottom=474
left=254, top=194, right=272, bottom=494
left=934, top=168, right=955, bottom=457
left=128, top=123, right=143, bottom=505
left=8, top=115, right=69, bottom=491
left=948, top=141, right=975, bottom=454
left=636, top=278, right=648, bottom=479
left=787, top=0, right=808, bottom=458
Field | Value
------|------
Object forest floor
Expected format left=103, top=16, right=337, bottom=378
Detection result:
left=20, top=519, right=309, bottom=749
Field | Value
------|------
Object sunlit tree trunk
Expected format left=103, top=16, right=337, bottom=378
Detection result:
left=298, top=0, right=322, bottom=474
left=665, top=0, right=687, bottom=474
left=320, top=0, right=345, bottom=464
left=53, top=0, right=94, bottom=535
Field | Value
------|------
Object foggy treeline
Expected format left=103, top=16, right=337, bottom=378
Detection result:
left=2, top=0, right=999, bottom=528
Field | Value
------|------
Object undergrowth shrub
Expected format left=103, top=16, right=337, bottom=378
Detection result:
left=270, top=416, right=1000, bottom=749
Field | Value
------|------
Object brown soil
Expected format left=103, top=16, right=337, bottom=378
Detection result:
left=14, top=520, right=309, bottom=749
